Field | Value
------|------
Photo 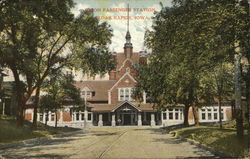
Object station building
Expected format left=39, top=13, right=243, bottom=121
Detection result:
left=24, top=29, right=232, bottom=128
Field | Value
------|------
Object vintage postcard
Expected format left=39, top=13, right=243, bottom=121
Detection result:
left=0, top=0, right=249, bottom=158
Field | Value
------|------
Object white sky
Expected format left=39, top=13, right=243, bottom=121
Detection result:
left=72, top=0, right=172, bottom=52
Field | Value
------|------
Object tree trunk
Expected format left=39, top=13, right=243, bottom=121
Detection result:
left=245, top=68, right=250, bottom=154
left=245, top=68, right=250, bottom=124
left=11, top=67, right=25, bottom=127
left=184, top=105, right=190, bottom=127
left=234, top=52, right=244, bottom=138
left=55, top=111, right=58, bottom=128
left=32, top=86, right=41, bottom=128
left=45, top=111, right=48, bottom=126
left=192, top=105, right=199, bottom=126
left=218, top=97, right=223, bottom=129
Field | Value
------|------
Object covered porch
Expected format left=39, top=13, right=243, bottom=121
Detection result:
left=92, top=102, right=161, bottom=126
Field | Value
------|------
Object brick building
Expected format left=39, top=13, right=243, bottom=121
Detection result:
left=24, top=28, right=232, bottom=128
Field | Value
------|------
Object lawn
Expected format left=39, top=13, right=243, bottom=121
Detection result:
left=0, top=117, right=80, bottom=144
left=176, top=123, right=249, bottom=158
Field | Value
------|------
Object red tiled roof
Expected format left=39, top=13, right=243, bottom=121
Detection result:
left=75, top=80, right=116, bottom=101
left=89, top=104, right=117, bottom=112
left=115, top=52, right=140, bottom=70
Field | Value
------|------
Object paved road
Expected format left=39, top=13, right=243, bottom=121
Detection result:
left=0, top=127, right=217, bottom=159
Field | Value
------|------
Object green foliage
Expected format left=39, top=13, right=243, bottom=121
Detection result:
left=134, top=0, right=249, bottom=125
left=0, top=0, right=114, bottom=126
left=40, top=71, right=81, bottom=113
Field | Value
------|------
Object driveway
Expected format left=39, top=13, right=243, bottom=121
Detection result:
left=0, top=127, right=218, bottom=159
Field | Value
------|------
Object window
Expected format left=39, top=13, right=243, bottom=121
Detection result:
left=51, top=114, right=55, bottom=121
left=202, top=113, right=206, bottom=120
left=208, top=113, right=212, bottom=120
left=88, top=113, right=92, bottom=120
left=175, top=109, right=179, bottom=120
left=81, top=90, right=92, bottom=99
left=119, top=88, right=135, bottom=101
left=130, top=88, right=135, bottom=101
left=201, top=109, right=206, bottom=120
left=76, top=113, right=79, bottom=121
left=214, top=113, right=218, bottom=120
left=200, top=107, right=225, bottom=121
left=86, top=91, right=91, bottom=97
left=81, top=113, right=84, bottom=120
left=125, top=88, right=129, bottom=100
left=169, top=109, right=173, bottom=120
left=221, top=109, right=224, bottom=120
left=120, top=89, right=124, bottom=101
left=40, top=114, right=43, bottom=121
left=163, top=113, right=167, bottom=120
left=207, top=109, right=212, bottom=120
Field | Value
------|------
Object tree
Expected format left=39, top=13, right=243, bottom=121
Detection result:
left=0, top=0, right=114, bottom=127
left=201, top=61, right=234, bottom=128
left=135, top=0, right=241, bottom=127
left=40, top=71, right=81, bottom=127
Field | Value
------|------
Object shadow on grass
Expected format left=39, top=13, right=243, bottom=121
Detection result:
left=0, top=118, right=81, bottom=144
left=178, top=127, right=248, bottom=158
left=3, top=152, right=69, bottom=159
left=90, top=130, right=122, bottom=136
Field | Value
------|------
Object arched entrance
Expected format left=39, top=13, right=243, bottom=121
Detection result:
left=114, top=102, right=140, bottom=126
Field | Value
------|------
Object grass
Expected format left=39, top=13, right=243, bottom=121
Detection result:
left=0, top=117, right=80, bottom=144
left=175, top=122, right=249, bottom=158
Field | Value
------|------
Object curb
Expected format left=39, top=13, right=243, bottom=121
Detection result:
left=0, top=129, right=84, bottom=150
left=170, top=131, right=234, bottom=159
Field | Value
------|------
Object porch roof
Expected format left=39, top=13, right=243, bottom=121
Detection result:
left=89, top=102, right=157, bottom=112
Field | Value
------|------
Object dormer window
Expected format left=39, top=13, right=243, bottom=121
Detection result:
left=118, top=88, right=134, bottom=101
left=80, top=87, right=92, bottom=99
left=81, top=91, right=92, bottom=99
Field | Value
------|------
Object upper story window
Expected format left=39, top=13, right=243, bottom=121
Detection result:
left=81, top=90, right=92, bottom=99
left=118, top=88, right=134, bottom=101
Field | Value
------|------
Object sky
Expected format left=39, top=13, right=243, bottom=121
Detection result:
left=72, top=0, right=172, bottom=52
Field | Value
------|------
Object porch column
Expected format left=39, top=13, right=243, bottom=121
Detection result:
left=138, top=112, right=142, bottom=126
left=111, top=113, right=116, bottom=126
left=98, top=114, right=103, bottom=126
left=151, top=113, right=156, bottom=126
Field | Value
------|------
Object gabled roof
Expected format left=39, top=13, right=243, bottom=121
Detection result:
left=89, top=102, right=157, bottom=112
left=109, top=72, right=137, bottom=91
left=111, top=101, right=141, bottom=112
left=115, top=52, right=140, bottom=70
left=75, top=80, right=116, bottom=101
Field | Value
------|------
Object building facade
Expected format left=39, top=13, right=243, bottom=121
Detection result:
left=24, top=29, right=232, bottom=128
